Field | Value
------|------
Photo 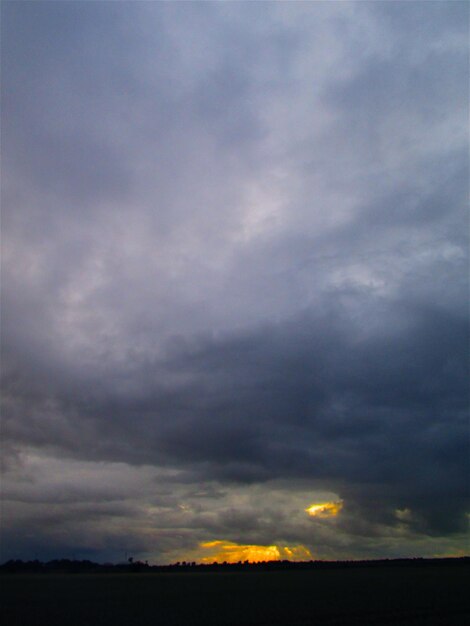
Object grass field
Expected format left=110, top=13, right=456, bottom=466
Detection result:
left=2, top=563, right=469, bottom=625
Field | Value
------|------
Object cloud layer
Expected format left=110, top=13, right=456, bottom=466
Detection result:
left=1, top=1, right=468, bottom=563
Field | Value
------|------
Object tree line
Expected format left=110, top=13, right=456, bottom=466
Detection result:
left=1, top=556, right=468, bottom=574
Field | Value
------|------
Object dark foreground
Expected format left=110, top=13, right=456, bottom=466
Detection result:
left=2, top=562, right=469, bottom=625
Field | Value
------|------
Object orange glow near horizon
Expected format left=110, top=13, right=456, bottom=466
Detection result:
left=305, top=501, right=343, bottom=518
left=197, top=540, right=312, bottom=563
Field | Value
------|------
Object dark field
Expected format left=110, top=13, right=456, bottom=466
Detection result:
left=2, top=563, right=469, bottom=625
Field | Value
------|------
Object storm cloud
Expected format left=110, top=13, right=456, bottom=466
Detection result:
left=1, top=1, right=468, bottom=563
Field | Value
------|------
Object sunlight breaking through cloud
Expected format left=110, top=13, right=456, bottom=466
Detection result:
left=305, top=501, right=343, bottom=518
left=196, top=541, right=312, bottom=563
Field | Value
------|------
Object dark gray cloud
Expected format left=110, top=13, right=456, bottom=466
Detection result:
left=1, top=1, right=468, bottom=563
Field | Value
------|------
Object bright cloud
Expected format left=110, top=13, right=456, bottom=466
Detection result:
left=305, top=502, right=343, bottom=518
left=194, top=541, right=312, bottom=564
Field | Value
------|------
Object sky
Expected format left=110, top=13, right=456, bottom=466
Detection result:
left=1, top=0, right=468, bottom=565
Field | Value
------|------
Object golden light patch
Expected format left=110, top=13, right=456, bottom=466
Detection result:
left=305, top=501, right=343, bottom=518
left=197, top=540, right=312, bottom=563
left=280, top=545, right=313, bottom=560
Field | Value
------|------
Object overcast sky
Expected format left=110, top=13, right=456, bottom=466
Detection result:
left=1, top=0, right=468, bottom=564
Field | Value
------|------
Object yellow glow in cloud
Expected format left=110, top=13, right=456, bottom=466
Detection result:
left=198, top=540, right=312, bottom=563
left=281, top=545, right=313, bottom=560
left=305, top=501, right=343, bottom=518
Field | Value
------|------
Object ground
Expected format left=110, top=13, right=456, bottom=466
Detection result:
left=1, top=563, right=469, bottom=625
